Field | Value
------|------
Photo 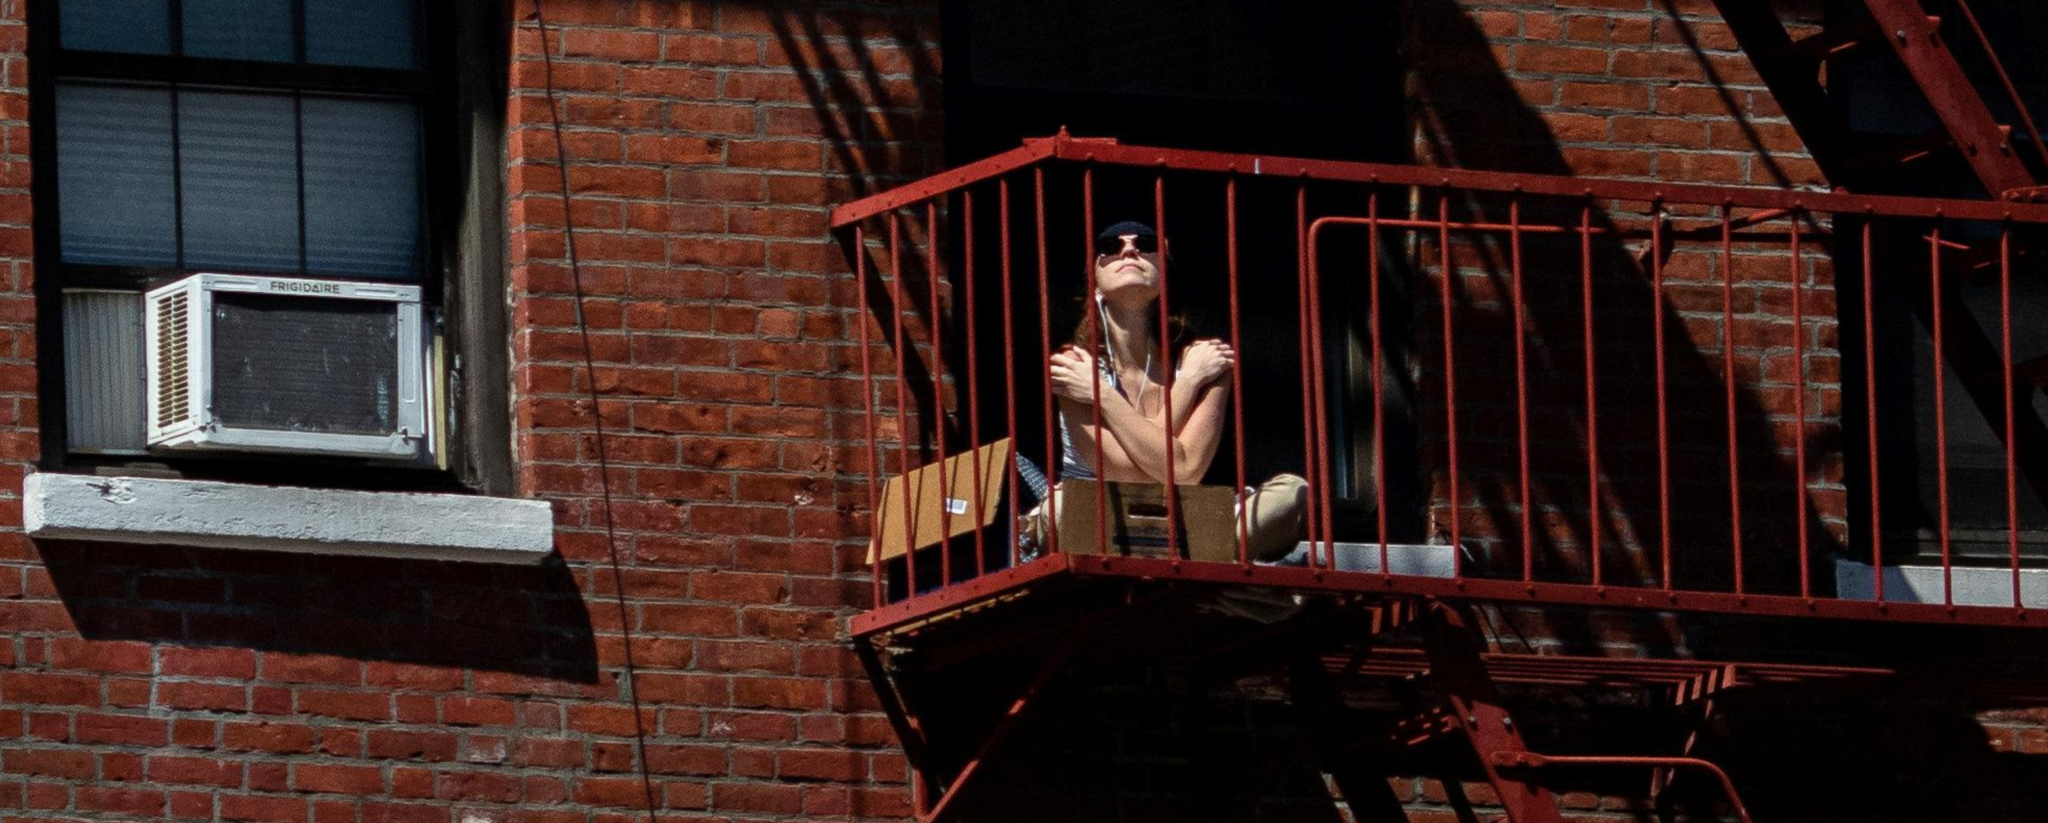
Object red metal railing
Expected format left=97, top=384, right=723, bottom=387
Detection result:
left=835, top=133, right=2048, bottom=631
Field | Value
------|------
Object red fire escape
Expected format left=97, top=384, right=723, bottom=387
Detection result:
left=832, top=2, right=2048, bottom=820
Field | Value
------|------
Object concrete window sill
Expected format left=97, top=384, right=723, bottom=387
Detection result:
left=24, top=473, right=554, bottom=565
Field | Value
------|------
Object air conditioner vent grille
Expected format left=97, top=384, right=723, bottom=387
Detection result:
left=154, top=291, right=189, bottom=429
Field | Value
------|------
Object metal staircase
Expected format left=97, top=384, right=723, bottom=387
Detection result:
left=1716, top=0, right=2042, bottom=198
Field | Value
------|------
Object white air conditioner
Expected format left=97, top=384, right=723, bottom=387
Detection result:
left=144, top=273, right=428, bottom=459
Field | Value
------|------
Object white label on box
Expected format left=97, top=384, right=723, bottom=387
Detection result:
left=945, top=497, right=969, bottom=516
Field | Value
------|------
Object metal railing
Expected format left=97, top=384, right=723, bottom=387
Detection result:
left=834, top=133, right=2048, bottom=630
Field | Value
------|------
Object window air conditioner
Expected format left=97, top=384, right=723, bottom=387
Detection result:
left=144, top=273, right=428, bottom=459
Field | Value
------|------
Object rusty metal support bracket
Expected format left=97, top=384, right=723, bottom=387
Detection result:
left=856, top=637, right=935, bottom=812
left=1858, top=0, right=2035, bottom=195
left=1650, top=694, right=1719, bottom=823
left=1421, top=602, right=1564, bottom=823
left=1289, top=639, right=1413, bottom=823
left=912, top=624, right=1082, bottom=823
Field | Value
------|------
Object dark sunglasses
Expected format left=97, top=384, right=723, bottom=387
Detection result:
left=1094, top=234, right=1159, bottom=257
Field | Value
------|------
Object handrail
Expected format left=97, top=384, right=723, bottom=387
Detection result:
left=831, top=133, right=2048, bottom=229
left=838, top=132, right=2048, bottom=631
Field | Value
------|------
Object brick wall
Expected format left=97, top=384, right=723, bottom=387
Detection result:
left=1402, top=0, right=1844, bottom=596
left=3, top=1, right=939, bottom=821
left=5, top=2, right=2048, bottom=823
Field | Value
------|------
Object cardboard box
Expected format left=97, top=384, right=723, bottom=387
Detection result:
left=1054, top=480, right=1237, bottom=562
left=868, top=439, right=1012, bottom=564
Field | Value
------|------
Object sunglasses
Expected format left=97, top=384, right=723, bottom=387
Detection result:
left=1094, top=234, right=1160, bottom=257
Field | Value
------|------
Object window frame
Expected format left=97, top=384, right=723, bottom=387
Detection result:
left=1822, top=3, right=2048, bottom=565
left=939, top=0, right=1421, bottom=543
left=28, top=0, right=511, bottom=494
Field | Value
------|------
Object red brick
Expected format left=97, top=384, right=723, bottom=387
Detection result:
left=363, top=662, right=465, bottom=691
left=441, top=696, right=518, bottom=727
left=222, top=722, right=316, bottom=754
left=75, top=713, right=169, bottom=746
left=560, top=29, right=660, bottom=61
left=293, top=763, right=383, bottom=795
left=148, top=755, right=242, bottom=788
left=572, top=776, right=652, bottom=809
left=296, top=690, right=391, bottom=722
left=779, top=748, right=865, bottom=782
left=220, top=794, right=306, bottom=823
left=732, top=677, right=826, bottom=711
left=47, top=638, right=152, bottom=673
left=161, top=647, right=257, bottom=680
left=5, top=747, right=94, bottom=778
left=159, top=681, right=248, bottom=712
left=79, top=787, right=167, bottom=816
left=712, top=781, right=802, bottom=814
left=1, top=672, right=97, bottom=705
left=260, top=654, right=362, bottom=686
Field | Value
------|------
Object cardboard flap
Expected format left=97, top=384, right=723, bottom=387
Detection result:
left=1055, top=480, right=1237, bottom=562
left=869, top=438, right=1013, bottom=563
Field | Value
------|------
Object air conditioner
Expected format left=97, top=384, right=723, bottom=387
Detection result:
left=144, top=273, right=429, bottom=459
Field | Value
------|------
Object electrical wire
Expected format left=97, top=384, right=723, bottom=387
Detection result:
left=532, top=5, right=661, bottom=822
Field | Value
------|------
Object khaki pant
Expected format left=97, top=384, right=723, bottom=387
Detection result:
left=1023, top=473, right=1308, bottom=563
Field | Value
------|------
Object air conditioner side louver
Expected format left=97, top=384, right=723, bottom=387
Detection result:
left=152, top=290, right=193, bottom=432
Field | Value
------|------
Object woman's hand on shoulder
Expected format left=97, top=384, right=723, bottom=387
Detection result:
left=1048, top=346, right=1101, bottom=403
left=1180, top=339, right=1237, bottom=388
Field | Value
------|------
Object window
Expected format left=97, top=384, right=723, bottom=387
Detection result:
left=33, top=0, right=509, bottom=491
left=941, top=1, right=1420, bottom=540
left=1827, top=0, right=2048, bottom=562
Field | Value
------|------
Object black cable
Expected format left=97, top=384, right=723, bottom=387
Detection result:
left=531, top=6, right=660, bottom=822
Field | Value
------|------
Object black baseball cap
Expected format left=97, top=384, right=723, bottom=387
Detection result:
left=1095, top=221, right=1163, bottom=258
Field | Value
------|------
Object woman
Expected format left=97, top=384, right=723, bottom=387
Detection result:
left=1035, top=220, right=1306, bottom=562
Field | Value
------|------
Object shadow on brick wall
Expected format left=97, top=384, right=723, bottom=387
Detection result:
left=866, top=0, right=2048, bottom=820
left=1404, top=0, right=1840, bottom=624
left=38, top=540, right=599, bottom=681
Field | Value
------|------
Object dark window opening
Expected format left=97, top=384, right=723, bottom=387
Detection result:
left=908, top=0, right=1417, bottom=596
left=32, top=0, right=510, bottom=492
left=1827, top=0, right=2048, bottom=562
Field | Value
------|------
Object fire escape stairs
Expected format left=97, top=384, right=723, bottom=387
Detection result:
left=850, top=5, right=2048, bottom=821
left=1713, top=0, right=2048, bottom=520
left=1715, top=0, right=2040, bottom=198
left=1292, top=603, right=1767, bottom=823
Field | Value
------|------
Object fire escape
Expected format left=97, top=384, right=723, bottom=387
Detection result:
left=833, top=2, right=2048, bottom=820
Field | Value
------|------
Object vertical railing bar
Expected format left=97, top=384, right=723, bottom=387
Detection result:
left=1933, top=218, right=1953, bottom=607
left=2004, top=221, right=2020, bottom=612
left=1156, top=174, right=1180, bottom=561
left=1440, top=194, right=1462, bottom=577
left=1000, top=178, right=1021, bottom=568
left=1654, top=201, right=1672, bottom=590
left=1792, top=211, right=1809, bottom=600
left=1583, top=203, right=1601, bottom=588
left=1227, top=177, right=1250, bottom=566
left=1297, top=185, right=1320, bottom=564
left=1032, top=166, right=1064, bottom=552
left=1724, top=205, right=1743, bottom=596
left=1035, top=169, right=1058, bottom=555
left=963, top=191, right=986, bottom=578
left=926, top=201, right=952, bottom=586
left=1863, top=217, right=1882, bottom=601
left=1310, top=202, right=1336, bottom=569
left=857, top=225, right=882, bottom=607
left=1373, top=189, right=1389, bottom=570
left=1086, top=168, right=1108, bottom=559
left=1511, top=196, right=1531, bottom=583
left=889, top=213, right=919, bottom=588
